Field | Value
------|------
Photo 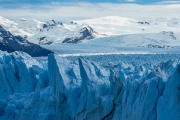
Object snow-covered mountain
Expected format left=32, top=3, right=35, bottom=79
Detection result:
left=33, top=16, right=180, bottom=45
left=0, top=25, right=53, bottom=57
left=29, top=20, right=103, bottom=44
left=0, top=52, right=180, bottom=120
left=62, top=25, right=101, bottom=43
left=0, top=16, right=103, bottom=45
left=75, top=16, right=180, bottom=35
left=1, top=16, right=180, bottom=46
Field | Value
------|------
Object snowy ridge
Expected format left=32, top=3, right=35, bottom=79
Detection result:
left=76, top=16, right=138, bottom=25
left=75, top=16, right=180, bottom=36
left=0, top=16, right=44, bottom=38
left=0, top=52, right=180, bottom=119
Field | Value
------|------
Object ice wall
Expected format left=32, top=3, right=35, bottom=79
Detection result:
left=0, top=52, right=180, bottom=120
left=0, top=51, right=43, bottom=99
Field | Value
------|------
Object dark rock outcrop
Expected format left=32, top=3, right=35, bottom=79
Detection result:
left=39, top=37, right=53, bottom=45
left=137, top=21, right=150, bottom=25
left=0, top=25, right=53, bottom=57
left=162, top=31, right=176, bottom=40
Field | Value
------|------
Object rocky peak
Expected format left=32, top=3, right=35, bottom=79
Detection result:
left=62, top=25, right=99, bottom=43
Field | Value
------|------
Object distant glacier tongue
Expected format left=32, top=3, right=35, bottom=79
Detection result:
left=0, top=52, right=180, bottom=120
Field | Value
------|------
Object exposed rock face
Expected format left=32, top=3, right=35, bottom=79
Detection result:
left=137, top=21, right=150, bottom=25
left=0, top=25, right=53, bottom=57
left=147, top=44, right=171, bottom=48
left=39, top=37, right=53, bottom=45
left=162, top=31, right=176, bottom=40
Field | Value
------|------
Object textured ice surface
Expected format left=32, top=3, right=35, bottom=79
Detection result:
left=0, top=51, right=43, bottom=99
left=0, top=52, right=180, bottom=120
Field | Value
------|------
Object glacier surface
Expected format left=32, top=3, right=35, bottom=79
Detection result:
left=0, top=51, right=180, bottom=120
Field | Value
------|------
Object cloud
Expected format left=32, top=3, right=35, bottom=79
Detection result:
left=0, top=3, right=179, bottom=21
left=158, top=0, right=180, bottom=4
left=126, top=0, right=136, bottom=2
left=51, top=2, right=60, bottom=5
left=119, top=0, right=137, bottom=2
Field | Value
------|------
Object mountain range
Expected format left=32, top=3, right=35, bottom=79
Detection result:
left=0, top=16, right=180, bottom=55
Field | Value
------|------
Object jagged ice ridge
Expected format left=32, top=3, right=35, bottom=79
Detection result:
left=0, top=52, right=179, bottom=120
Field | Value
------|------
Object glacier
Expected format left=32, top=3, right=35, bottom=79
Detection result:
left=0, top=51, right=180, bottom=120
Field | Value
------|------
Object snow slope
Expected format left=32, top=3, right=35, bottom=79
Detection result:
left=75, top=16, right=180, bottom=36
left=83, top=31, right=180, bottom=47
left=147, top=17, right=180, bottom=29
left=0, top=52, right=180, bottom=120
left=42, top=30, right=180, bottom=55
left=0, top=16, right=44, bottom=38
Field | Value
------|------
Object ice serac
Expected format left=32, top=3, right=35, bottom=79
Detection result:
left=157, top=62, right=180, bottom=120
left=48, top=55, right=120, bottom=120
left=0, top=52, right=43, bottom=99
left=0, top=25, right=53, bottom=57
left=1, top=53, right=180, bottom=120
left=48, top=55, right=82, bottom=119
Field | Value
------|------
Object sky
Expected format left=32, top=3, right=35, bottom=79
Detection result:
left=0, top=0, right=180, bottom=4
left=0, top=0, right=180, bottom=21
